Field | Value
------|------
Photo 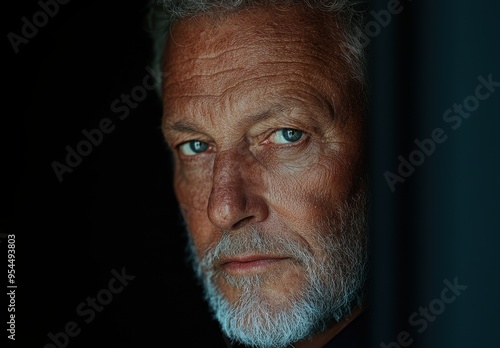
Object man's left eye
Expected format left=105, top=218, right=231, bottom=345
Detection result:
left=270, top=128, right=304, bottom=144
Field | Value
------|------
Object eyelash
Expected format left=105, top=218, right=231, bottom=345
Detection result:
left=176, top=140, right=213, bottom=158
left=176, top=128, right=307, bottom=158
left=266, top=128, right=305, bottom=145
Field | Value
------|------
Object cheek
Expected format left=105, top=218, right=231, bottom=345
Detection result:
left=264, top=148, right=359, bottom=229
left=265, top=172, right=331, bottom=229
left=174, top=174, right=209, bottom=211
left=174, top=170, right=214, bottom=254
left=173, top=153, right=216, bottom=211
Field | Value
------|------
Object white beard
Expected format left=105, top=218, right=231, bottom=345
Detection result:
left=184, top=191, right=369, bottom=348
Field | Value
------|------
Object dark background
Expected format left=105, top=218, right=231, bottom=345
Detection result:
left=6, top=0, right=225, bottom=347
left=4, top=0, right=500, bottom=347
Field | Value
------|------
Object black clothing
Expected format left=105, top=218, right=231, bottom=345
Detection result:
left=323, top=310, right=369, bottom=348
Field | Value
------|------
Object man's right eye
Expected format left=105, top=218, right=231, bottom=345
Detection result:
left=178, top=140, right=209, bottom=156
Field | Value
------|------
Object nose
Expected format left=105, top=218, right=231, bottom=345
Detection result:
left=207, top=151, right=268, bottom=231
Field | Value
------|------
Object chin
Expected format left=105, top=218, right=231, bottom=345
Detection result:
left=217, top=266, right=307, bottom=311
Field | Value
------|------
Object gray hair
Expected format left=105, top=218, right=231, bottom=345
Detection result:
left=146, top=0, right=368, bottom=97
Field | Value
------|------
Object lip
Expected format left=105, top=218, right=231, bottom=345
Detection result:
left=220, top=255, right=289, bottom=275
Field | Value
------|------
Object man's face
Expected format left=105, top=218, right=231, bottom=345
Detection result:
left=161, top=5, right=368, bottom=347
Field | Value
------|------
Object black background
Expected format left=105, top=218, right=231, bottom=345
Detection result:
left=6, top=0, right=226, bottom=347
left=5, top=0, right=500, bottom=347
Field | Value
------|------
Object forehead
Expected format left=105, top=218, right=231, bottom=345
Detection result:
left=160, top=5, right=362, bottom=131
left=164, top=5, right=340, bottom=58
left=163, top=6, right=347, bottom=90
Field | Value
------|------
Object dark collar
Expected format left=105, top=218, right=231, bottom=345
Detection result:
left=322, top=309, right=370, bottom=348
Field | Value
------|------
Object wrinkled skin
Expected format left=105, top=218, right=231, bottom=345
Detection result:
left=161, top=4, right=367, bottom=347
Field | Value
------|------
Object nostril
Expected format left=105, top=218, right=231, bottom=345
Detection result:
left=232, top=216, right=253, bottom=230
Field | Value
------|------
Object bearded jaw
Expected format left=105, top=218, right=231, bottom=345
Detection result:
left=182, top=187, right=369, bottom=346
left=198, top=245, right=356, bottom=348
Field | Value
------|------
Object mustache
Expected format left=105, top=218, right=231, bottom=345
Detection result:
left=198, top=226, right=314, bottom=271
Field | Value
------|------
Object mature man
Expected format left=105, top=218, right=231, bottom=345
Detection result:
left=148, top=1, right=370, bottom=347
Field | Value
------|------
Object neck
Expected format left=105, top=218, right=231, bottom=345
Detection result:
left=293, top=305, right=366, bottom=348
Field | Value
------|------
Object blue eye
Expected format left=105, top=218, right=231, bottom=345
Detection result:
left=179, top=140, right=209, bottom=156
left=271, top=128, right=304, bottom=144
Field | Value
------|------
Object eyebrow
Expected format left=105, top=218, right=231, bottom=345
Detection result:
left=165, top=120, right=203, bottom=134
left=163, top=103, right=289, bottom=135
left=246, top=104, right=287, bottom=124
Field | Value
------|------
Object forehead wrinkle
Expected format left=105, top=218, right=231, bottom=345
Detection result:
left=163, top=67, right=245, bottom=97
left=164, top=34, right=272, bottom=72
left=166, top=43, right=260, bottom=65
left=218, top=73, right=329, bottom=108
left=166, top=67, right=245, bottom=85
left=164, top=21, right=338, bottom=76
left=166, top=64, right=334, bottom=102
left=163, top=22, right=346, bottom=105
left=167, top=40, right=334, bottom=78
left=164, top=38, right=344, bottom=105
